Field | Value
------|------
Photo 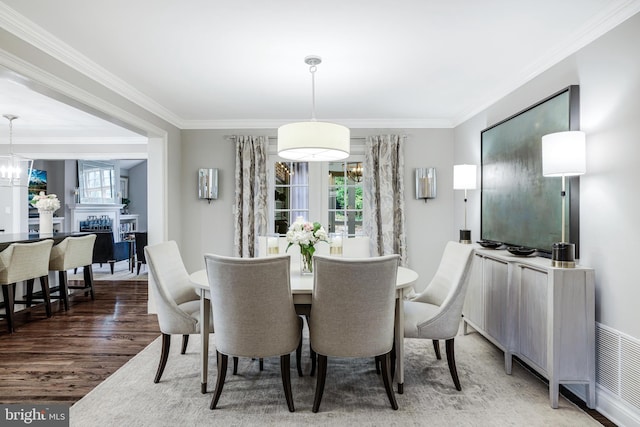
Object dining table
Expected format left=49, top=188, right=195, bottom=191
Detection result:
left=189, top=262, right=419, bottom=395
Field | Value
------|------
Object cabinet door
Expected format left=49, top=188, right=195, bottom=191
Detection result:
left=518, top=266, right=548, bottom=371
left=463, top=254, right=484, bottom=329
left=484, top=258, right=509, bottom=347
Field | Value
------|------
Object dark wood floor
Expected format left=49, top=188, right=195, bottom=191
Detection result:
left=0, top=278, right=159, bottom=404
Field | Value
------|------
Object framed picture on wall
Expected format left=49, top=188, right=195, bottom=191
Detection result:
left=120, top=176, right=129, bottom=199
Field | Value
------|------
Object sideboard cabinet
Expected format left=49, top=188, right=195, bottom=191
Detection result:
left=462, top=248, right=595, bottom=409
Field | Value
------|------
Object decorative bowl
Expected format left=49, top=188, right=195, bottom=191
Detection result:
left=477, top=240, right=502, bottom=249
left=507, top=246, right=536, bottom=256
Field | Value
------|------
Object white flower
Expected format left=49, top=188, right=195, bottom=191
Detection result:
left=286, top=217, right=328, bottom=248
left=30, top=191, right=61, bottom=212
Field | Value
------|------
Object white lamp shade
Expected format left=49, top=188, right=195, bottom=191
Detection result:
left=453, top=164, right=477, bottom=190
left=541, top=131, right=586, bottom=177
left=277, top=121, right=350, bottom=161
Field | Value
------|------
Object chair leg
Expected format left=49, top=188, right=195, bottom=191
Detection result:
left=154, top=333, right=171, bottom=383
left=40, top=276, right=52, bottom=318
left=2, top=284, right=15, bottom=333
left=26, top=279, right=34, bottom=307
left=259, top=358, right=264, bottom=371
left=280, top=354, right=295, bottom=412
left=375, top=356, right=381, bottom=374
left=58, top=271, right=69, bottom=311
left=83, top=265, right=95, bottom=300
left=181, top=335, right=189, bottom=354
left=380, top=350, right=399, bottom=410
left=433, top=339, right=442, bottom=359
left=137, top=262, right=142, bottom=275
left=312, top=354, right=328, bottom=413
left=445, top=338, right=461, bottom=391
left=233, top=357, right=238, bottom=375
left=306, top=314, right=316, bottom=376
left=210, top=351, right=228, bottom=409
left=296, top=316, right=303, bottom=377
left=109, top=261, right=115, bottom=275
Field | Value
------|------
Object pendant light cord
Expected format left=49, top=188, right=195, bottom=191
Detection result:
left=309, top=62, right=317, bottom=121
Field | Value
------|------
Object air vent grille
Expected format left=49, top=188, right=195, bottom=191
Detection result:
left=596, top=325, right=620, bottom=395
left=621, top=336, right=640, bottom=410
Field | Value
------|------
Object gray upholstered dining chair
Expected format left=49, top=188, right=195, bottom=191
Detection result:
left=43, top=234, right=97, bottom=311
left=0, top=239, right=54, bottom=333
left=204, top=254, right=303, bottom=412
left=403, top=241, right=475, bottom=391
left=310, top=254, right=400, bottom=413
left=145, top=240, right=213, bottom=383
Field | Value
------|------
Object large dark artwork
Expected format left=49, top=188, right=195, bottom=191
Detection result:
left=481, top=85, right=580, bottom=256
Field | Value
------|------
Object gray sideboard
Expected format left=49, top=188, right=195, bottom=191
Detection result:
left=462, top=247, right=595, bottom=409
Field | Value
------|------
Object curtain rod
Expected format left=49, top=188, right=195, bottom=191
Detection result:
left=224, top=135, right=367, bottom=141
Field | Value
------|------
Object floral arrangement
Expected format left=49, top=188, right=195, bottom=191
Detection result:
left=30, top=191, right=61, bottom=212
left=286, top=217, right=328, bottom=273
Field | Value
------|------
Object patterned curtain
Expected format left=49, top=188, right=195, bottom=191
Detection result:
left=234, top=136, right=268, bottom=258
left=363, top=135, right=408, bottom=266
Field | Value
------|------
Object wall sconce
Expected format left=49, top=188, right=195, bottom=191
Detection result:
left=198, top=168, right=218, bottom=203
left=415, top=168, right=436, bottom=202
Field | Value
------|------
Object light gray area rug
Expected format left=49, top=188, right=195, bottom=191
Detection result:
left=69, top=260, right=148, bottom=282
left=70, top=330, right=598, bottom=426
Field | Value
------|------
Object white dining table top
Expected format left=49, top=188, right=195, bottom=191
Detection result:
left=189, top=265, right=418, bottom=294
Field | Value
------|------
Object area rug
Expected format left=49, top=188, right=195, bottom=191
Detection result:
left=68, top=261, right=148, bottom=282
left=69, top=330, right=598, bottom=426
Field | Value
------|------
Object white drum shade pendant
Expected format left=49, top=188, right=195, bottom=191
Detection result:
left=278, top=56, right=350, bottom=161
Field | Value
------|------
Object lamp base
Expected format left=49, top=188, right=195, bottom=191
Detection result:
left=551, top=242, right=576, bottom=268
left=459, top=229, right=472, bottom=244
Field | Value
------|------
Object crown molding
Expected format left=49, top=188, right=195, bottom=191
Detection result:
left=451, top=0, right=640, bottom=127
left=0, top=2, right=181, bottom=128
left=182, top=117, right=454, bottom=130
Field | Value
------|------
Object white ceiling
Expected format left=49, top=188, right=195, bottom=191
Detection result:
left=1, top=0, right=639, bottom=138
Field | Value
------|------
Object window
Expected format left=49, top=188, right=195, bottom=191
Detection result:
left=269, top=157, right=364, bottom=236
left=78, top=160, right=117, bottom=204
left=328, top=161, right=364, bottom=236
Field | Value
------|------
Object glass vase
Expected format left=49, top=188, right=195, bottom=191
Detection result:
left=300, top=248, right=313, bottom=275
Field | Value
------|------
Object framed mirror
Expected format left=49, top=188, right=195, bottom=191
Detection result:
left=77, top=160, right=117, bottom=204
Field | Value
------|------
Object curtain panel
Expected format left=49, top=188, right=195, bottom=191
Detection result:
left=233, top=135, right=268, bottom=258
left=363, top=135, right=408, bottom=266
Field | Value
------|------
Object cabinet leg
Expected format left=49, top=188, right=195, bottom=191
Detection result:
left=504, top=352, right=512, bottom=375
left=549, top=380, right=559, bottom=409
left=586, top=382, right=596, bottom=409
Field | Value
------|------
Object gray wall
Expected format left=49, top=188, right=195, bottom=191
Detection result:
left=179, top=128, right=455, bottom=292
left=455, top=12, right=640, bottom=340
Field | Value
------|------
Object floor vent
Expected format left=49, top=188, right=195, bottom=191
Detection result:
left=597, top=323, right=640, bottom=412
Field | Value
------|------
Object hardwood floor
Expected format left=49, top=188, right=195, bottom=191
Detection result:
left=0, top=278, right=159, bottom=405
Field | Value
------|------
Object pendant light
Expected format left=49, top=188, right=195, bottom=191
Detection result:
left=277, top=56, right=350, bottom=161
left=0, top=114, right=33, bottom=187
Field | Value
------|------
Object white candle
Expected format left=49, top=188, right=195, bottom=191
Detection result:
left=268, top=237, right=279, bottom=254
left=330, top=235, right=343, bottom=255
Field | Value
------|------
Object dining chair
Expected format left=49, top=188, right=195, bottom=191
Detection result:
left=342, top=236, right=371, bottom=258
left=0, top=239, right=54, bottom=333
left=134, top=232, right=148, bottom=275
left=403, top=241, right=475, bottom=391
left=310, top=254, right=400, bottom=413
left=145, top=240, right=213, bottom=383
left=204, top=254, right=303, bottom=412
left=38, top=234, right=97, bottom=311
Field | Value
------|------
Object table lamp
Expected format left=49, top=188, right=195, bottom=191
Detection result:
left=541, top=131, right=586, bottom=268
left=453, top=164, right=477, bottom=244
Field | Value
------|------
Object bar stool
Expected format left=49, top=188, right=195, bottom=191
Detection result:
left=44, top=234, right=97, bottom=311
left=0, top=239, right=54, bottom=334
